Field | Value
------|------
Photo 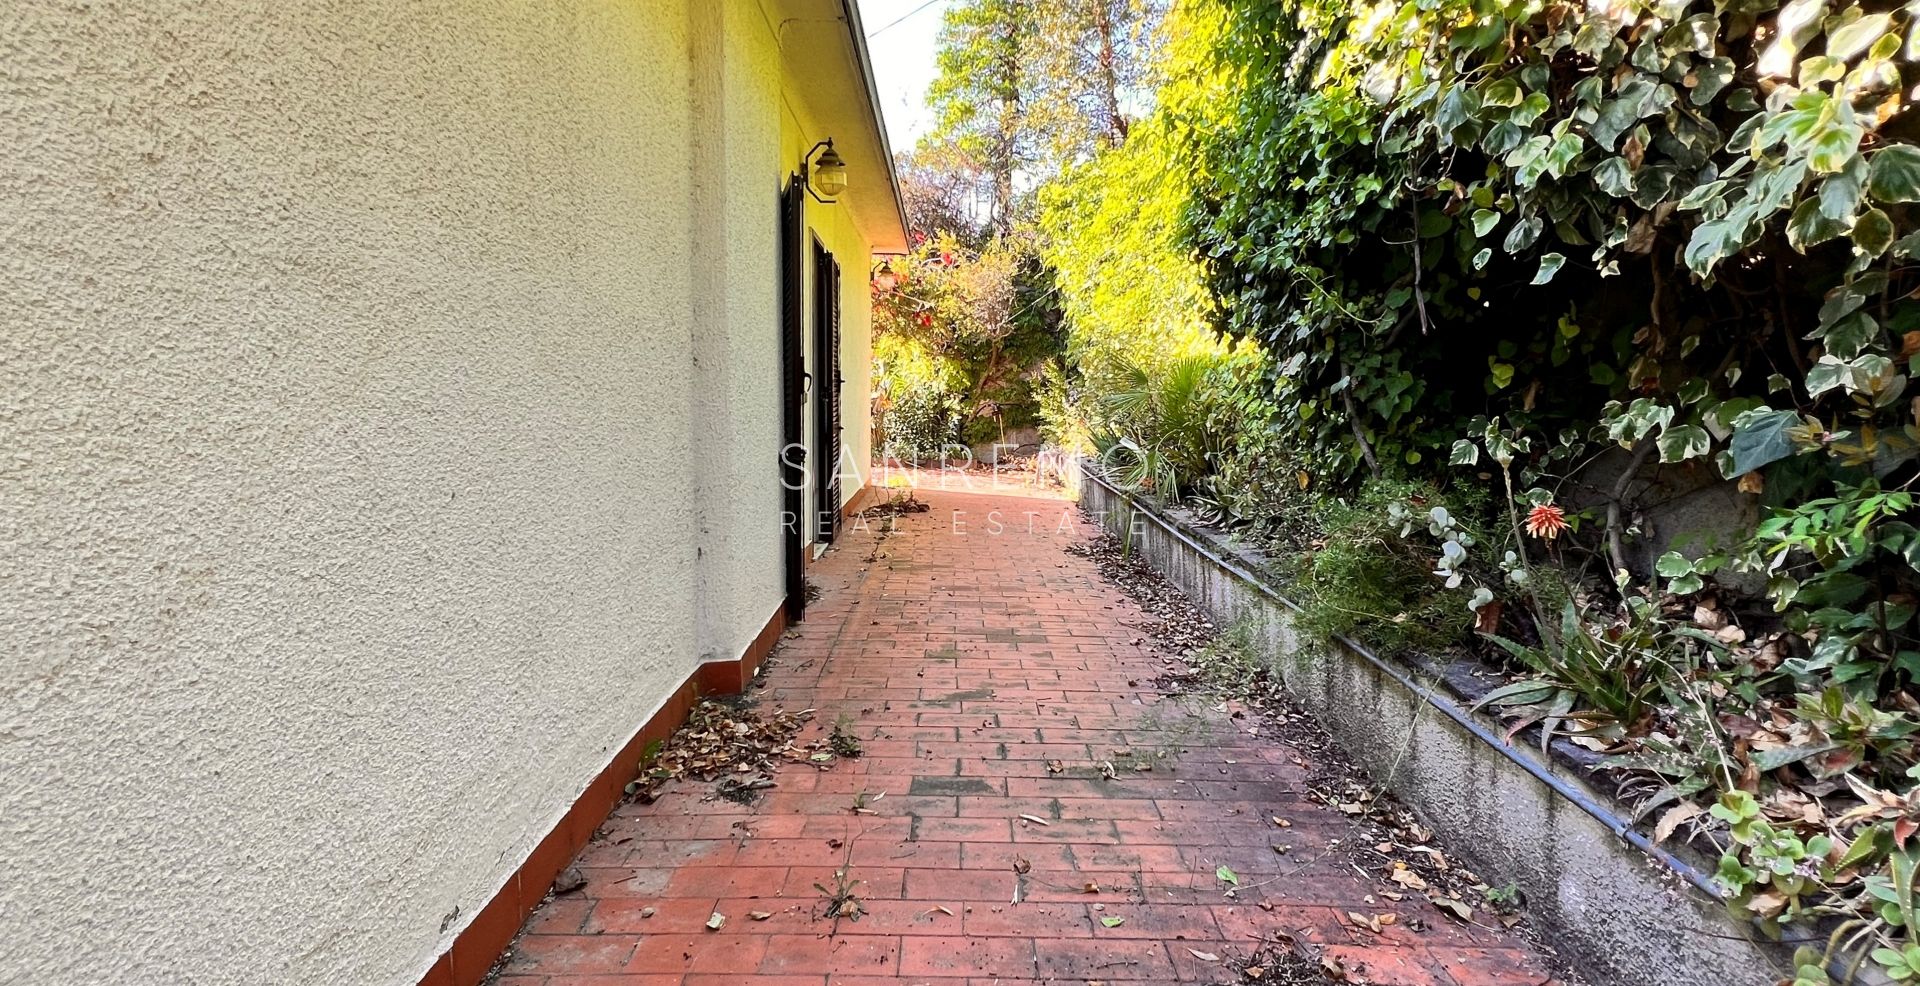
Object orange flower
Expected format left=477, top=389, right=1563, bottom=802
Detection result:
left=1525, top=503, right=1568, bottom=540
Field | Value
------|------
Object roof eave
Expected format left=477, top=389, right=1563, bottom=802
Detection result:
left=836, top=0, right=911, bottom=255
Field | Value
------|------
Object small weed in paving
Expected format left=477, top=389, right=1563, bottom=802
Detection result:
left=813, top=864, right=866, bottom=926
left=829, top=713, right=863, bottom=758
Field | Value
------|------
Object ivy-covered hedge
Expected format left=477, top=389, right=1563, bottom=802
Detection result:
left=1043, top=0, right=1920, bottom=979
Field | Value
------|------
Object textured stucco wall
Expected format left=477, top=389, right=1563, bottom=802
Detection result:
left=687, top=1, right=787, bottom=663
left=0, top=1, right=889, bottom=983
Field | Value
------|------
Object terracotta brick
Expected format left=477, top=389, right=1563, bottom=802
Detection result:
left=477, top=480, right=1562, bottom=986
left=753, top=932, right=901, bottom=976
left=502, top=934, right=639, bottom=975
left=621, top=933, right=770, bottom=975
left=1032, top=937, right=1175, bottom=980
left=898, top=935, right=1037, bottom=978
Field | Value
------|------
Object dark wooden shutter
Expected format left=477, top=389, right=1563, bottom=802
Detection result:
left=779, top=177, right=807, bottom=622
left=811, top=244, right=843, bottom=544
left=822, top=257, right=843, bottom=541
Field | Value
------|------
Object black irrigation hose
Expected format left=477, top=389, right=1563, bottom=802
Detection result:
left=1082, top=469, right=1726, bottom=901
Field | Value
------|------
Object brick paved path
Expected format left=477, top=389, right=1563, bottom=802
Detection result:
left=495, top=481, right=1564, bottom=986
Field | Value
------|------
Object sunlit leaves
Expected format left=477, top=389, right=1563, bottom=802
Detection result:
left=1593, top=157, right=1637, bottom=198
left=1825, top=11, right=1893, bottom=61
left=1658, top=423, right=1712, bottom=463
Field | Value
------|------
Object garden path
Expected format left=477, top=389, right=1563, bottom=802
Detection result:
left=491, top=475, right=1567, bottom=986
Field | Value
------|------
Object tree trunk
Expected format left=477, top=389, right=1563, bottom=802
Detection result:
left=1095, top=0, right=1127, bottom=146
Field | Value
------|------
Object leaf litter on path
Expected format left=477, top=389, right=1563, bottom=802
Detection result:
left=1070, top=524, right=1586, bottom=985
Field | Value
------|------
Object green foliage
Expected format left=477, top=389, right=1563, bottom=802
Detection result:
left=1739, top=483, right=1920, bottom=698
left=1477, top=596, right=1710, bottom=750
left=927, top=0, right=1033, bottom=232
left=1039, top=108, right=1222, bottom=378
left=1287, top=481, right=1474, bottom=656
left=1086, top=346, right=1273, bottom=501
left=882, top=382, right=963, bottom=463
left=872, top=233, right=1065, bottom=455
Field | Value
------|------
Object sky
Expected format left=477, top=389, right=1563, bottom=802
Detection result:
left=856, top=0, right=952, bottom=154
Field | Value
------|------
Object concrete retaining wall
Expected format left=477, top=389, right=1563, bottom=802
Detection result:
left=1081, top=469, right=1801, bottom=986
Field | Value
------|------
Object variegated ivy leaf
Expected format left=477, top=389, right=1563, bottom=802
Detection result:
left=1593, top=157, right=1636, bottom=197
left=1604, top=398, right=1676, bottom=444
left=1869, top=146, right=1920, bottom=204
left=1788, top=198, right=1849, bottom=250
left=1854, top=208, right=1895, bottom=260
left=1825, top=11, right=1893, bottom=62
left=1657, top=423, right=1711, bottom=463
left=1805, top=353, right=1895, bottom=397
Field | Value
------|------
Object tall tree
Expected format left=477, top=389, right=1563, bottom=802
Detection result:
left=925, top=0, right=1167, bottom=230
left=1029, top=0, right=1166, bottom=163
left=926, top=0, right=1034, bottom=236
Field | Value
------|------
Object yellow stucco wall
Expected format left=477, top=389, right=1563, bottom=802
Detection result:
left=1, top=2, right=890, bottom=984
left=759, top=0, right=879, bottom=531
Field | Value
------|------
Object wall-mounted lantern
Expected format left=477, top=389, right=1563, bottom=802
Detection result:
left=802, top=139, right=847, bottom=203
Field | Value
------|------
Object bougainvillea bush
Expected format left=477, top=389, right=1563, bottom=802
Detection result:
left=1042, top=0, right=1920, bottom=977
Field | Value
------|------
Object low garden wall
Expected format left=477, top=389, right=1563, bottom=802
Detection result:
left=1079, top=465, right=1832, bottom=986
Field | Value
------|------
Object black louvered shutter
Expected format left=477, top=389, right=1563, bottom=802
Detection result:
left=812, top=246, right=843, bottom=544
left=779, top=177, right=807, bottom=622
left=825, top=258, right=843, bottom=538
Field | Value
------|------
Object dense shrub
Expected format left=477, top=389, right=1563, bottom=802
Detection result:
left=880, top=382, right=962, bottom=463
left=1039, top=0, right=1920, bottom=974
left=1286, top=481, right=1477, bottom=656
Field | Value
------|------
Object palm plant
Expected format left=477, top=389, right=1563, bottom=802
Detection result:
left=1096, top=354, right=1230, bottom=500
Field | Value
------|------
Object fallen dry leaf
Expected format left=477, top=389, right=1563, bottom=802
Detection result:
left=1387, top=866, right=1428, bottom=891
left=1654, top=802, right=1706, bottom=844
left=1187, top=948, right=1220, bottom=962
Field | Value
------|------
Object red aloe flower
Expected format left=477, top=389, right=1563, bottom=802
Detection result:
left=1524, top=503, right=1568, bottom=540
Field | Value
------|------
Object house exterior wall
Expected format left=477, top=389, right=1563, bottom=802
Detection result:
left=778, top=82, right=877, bottom=531
left=687, top=0, right=786, bottom=664
left=0, top=2, right=886, bottom=985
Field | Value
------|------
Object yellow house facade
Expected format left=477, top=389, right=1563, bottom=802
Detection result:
left=0, top=3, right=904, bottom=985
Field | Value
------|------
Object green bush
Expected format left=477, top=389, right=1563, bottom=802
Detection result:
left=882, top=383, right=962, bottom=463
left=1286, top=482, right=1475, bottom=657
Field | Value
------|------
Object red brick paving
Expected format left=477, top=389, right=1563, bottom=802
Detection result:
left=495, top=479, right=1564, bottom=985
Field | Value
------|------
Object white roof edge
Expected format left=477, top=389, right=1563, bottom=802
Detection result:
left=837, top=0, right=911, bottom=254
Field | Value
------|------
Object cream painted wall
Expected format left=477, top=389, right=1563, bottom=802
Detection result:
left=686, top=1, right=787, bottom=663
left=1, top=2, right=885, bottom=984
left=778, top=77, right=878, bottom=536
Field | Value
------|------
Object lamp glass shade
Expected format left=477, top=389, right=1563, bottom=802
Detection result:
left=812, top=147, right=849, bottom=198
